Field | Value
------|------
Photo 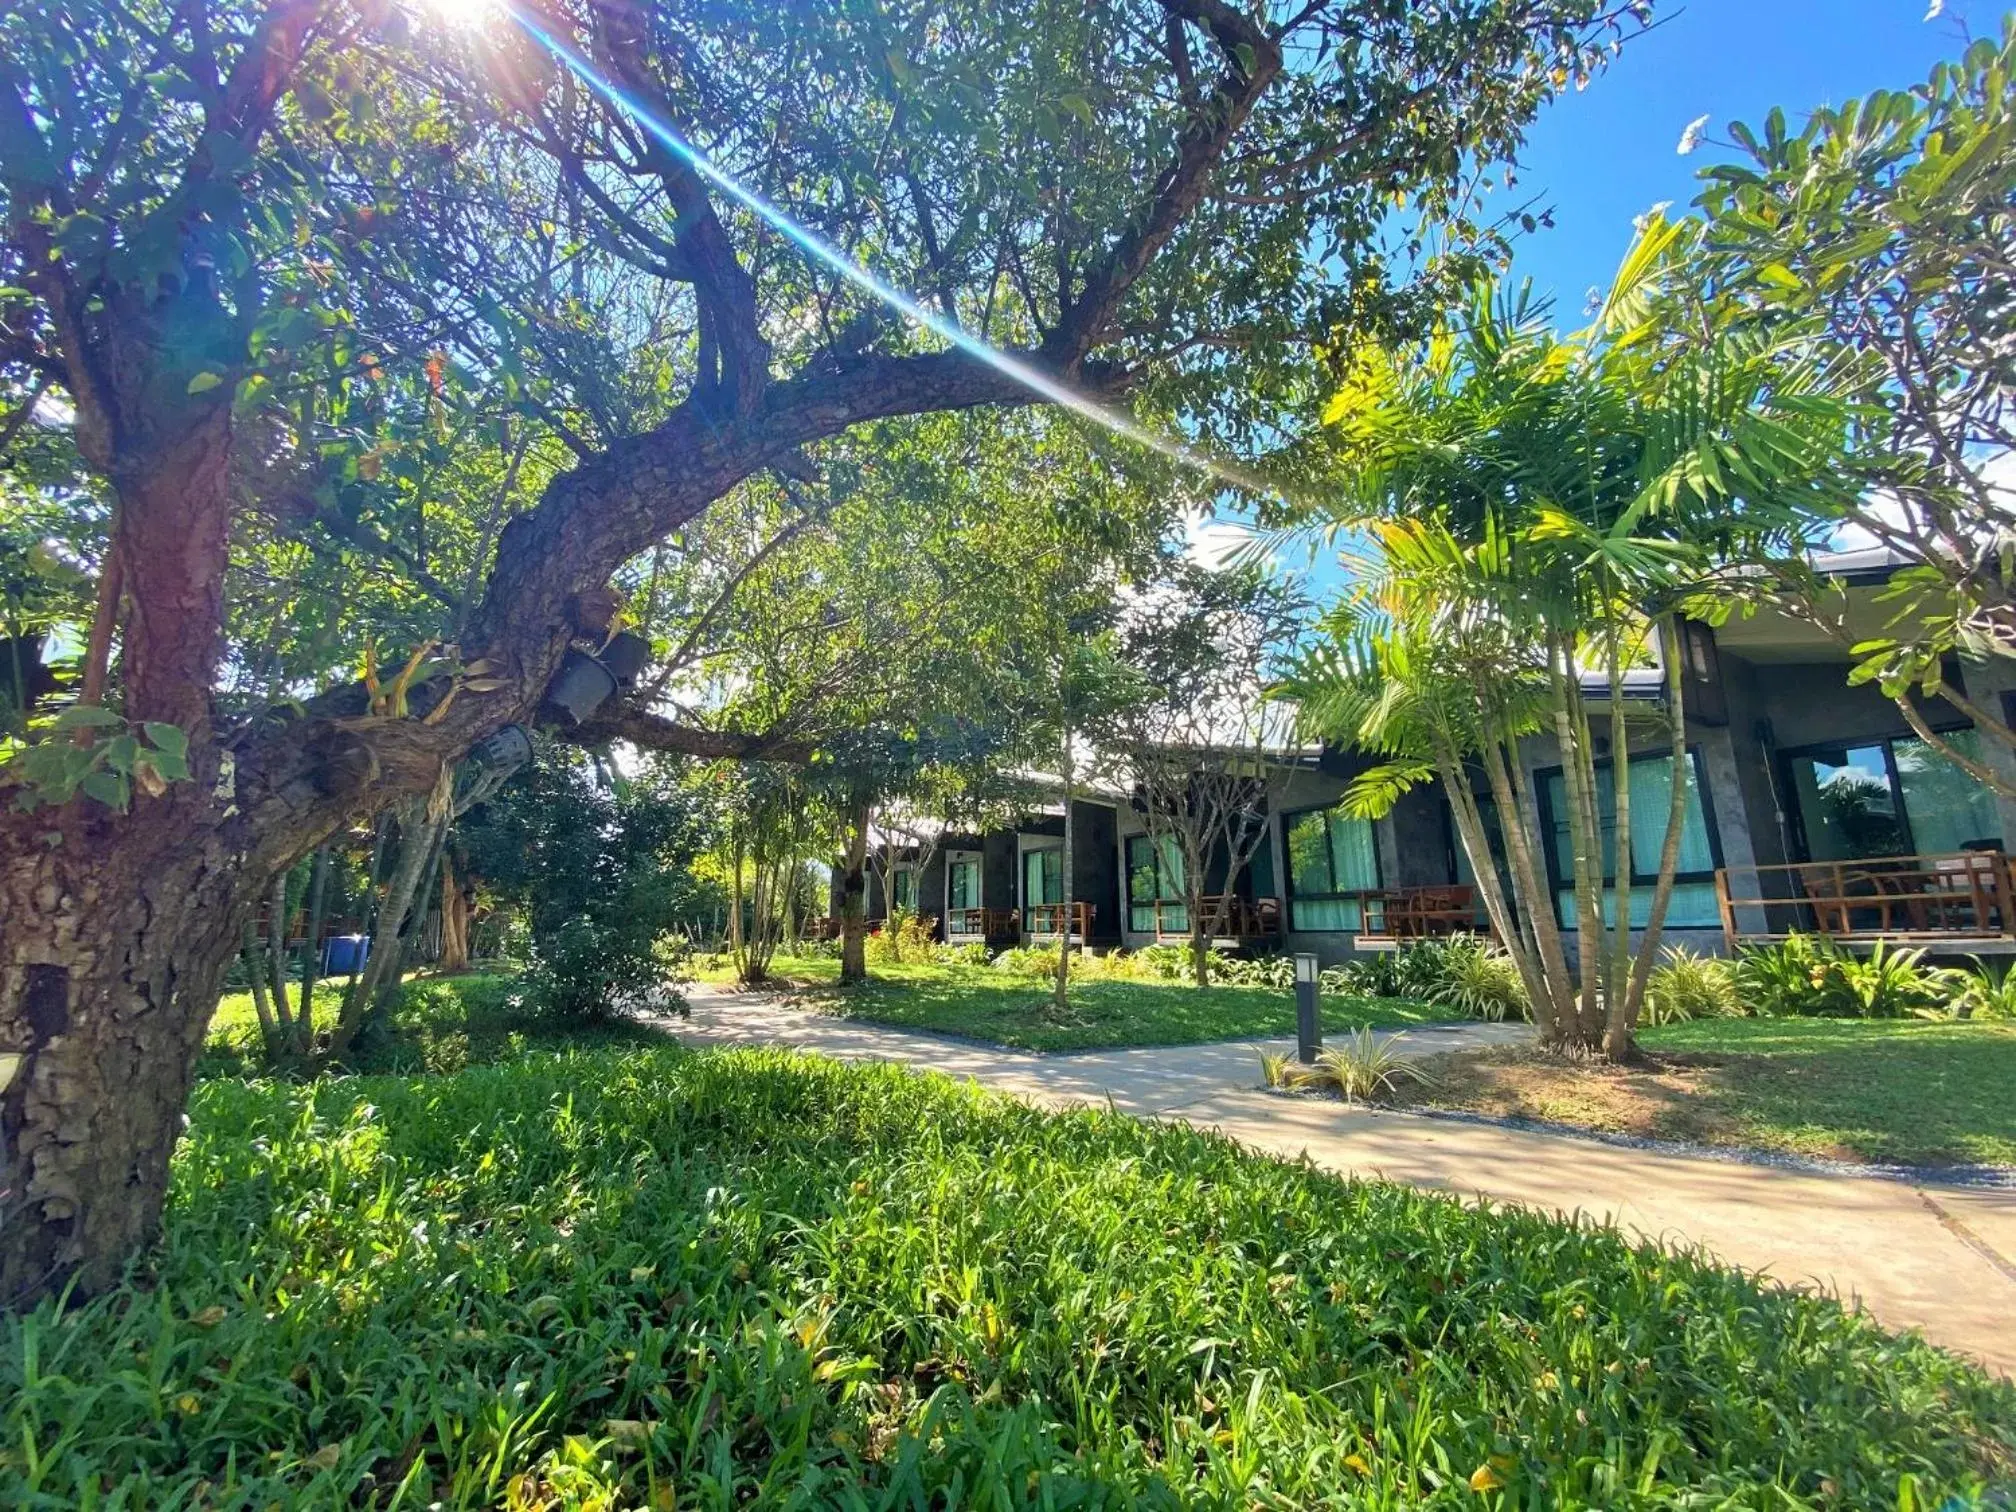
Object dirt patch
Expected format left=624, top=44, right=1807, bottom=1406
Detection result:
left=1384, top=1045, right=1756, bottom=1150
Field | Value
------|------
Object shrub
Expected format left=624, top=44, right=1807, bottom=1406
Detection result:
left=1321, top=934, right=1518, bottom=1015
left=1643, top=946, right=1742, bottom=1025
left=1950, top=958, right=2016, bottom=1020
left=935, top=940, right=991, bottom=968
left=866, top=907, right=936, bottom=965
left=1122, top=943, right=1195, bottom=981
left=1429, top=940, right=1530, bottom=1022
left=1313, top=1028, right=1434, bottom=1103
left=1208, top=953, right=1296, bottom=990
left=458, top=752, right=706, bottom=1021
left=1735, top=935, right=1951, bottom=1019
left=991, top=944, right=1064, bottom=976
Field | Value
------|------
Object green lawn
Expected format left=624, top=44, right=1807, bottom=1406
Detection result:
left=713, top=956, right=1441, bottom=1051
left=200, top=970, right=661, bottom=1076
left=4, top=1044, right=2008, bottom=1506
left=1396, top=1016, right=2016, bottom=1169
left=1641, top=1016, right=2016, bottom=1168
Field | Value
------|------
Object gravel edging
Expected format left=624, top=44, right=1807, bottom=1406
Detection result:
left=1261, top=1085, right=2016, bottom=1190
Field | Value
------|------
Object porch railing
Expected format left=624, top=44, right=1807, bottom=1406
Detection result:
left=1713, top=851, right=2014, bottom=948
left=1133, top=897, right=1281, bottom=941
left=1328, top=885, right=1489, bottom=944
left=1024, top=902, right=1093, bottom=940
left=946, top=907, right=1020, bottom=941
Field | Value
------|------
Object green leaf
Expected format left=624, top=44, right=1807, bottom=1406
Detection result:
left=186, top=370, right=225, bottom=394
left=79, top=769, right=130, bottom=810
left=51, top=704, right=126, bottom=731
left=143, top=721, right=189, bottom=759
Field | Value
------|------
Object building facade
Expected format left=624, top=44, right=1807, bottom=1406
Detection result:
left=848, top=556, right=2016, bottom=963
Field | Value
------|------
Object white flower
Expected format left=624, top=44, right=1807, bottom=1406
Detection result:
left=1633, top=200, right=1674, bottom=231
left=1677, top=114, right=1711, bottom=155
left=1925, top=0, right=1944, bottom=19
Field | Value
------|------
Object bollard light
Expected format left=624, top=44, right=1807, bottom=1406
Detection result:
left=1293, top=952, right=1321, bottom=1063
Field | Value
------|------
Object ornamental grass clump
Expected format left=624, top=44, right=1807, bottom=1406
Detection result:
left=2, top=1047, right=2010, bottom=1506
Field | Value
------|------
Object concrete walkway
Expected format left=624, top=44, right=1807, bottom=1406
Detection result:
left=672, top=988, right=2016, bottom=1376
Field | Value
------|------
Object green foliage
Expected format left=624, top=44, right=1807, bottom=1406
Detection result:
left=200, top=972, right=661, bottom=1080
left=864, top=908, right=936, bottom=967
left=1950, top=959, right=2016, bottom=1022
left=933, top=941, right=991, bottom=969
left=1432, top=943, right=1532, bottom=1024
left=1328, top=936, right=1528, bottom=1022
left=5, top=1046, right=2007, bottom=1506
left=458, top=752, right=708, bottom=1021
left=808, top=959, right=1435, bottom=1053
left=1690, top=23, right=2016, bottom=707
left=1733, top=936, right=1953, bottom=1020
left=1314, top=1029, right=1437, bottom=1104
left=4, top=710, right=190, bottom=811
left=1643, top=947, right=1743, bottom=1026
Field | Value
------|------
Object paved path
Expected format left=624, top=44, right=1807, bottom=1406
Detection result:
left=672, top=988, right=2016, bottom=1376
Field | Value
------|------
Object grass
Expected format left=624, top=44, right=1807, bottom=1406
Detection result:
left=1390, top=1017, right=2016, bottom=1169
left=200, top=970, right=664, bottom=1077
left=3, top=1043, right=2010, bottom=1507
left=702, top=956, right=1442, bottom=1052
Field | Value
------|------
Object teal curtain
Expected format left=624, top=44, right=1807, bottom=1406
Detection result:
left=1285, top=807, right=1378, bottom=931
left=1127, top=835, right=1187, bottom=933
left=1546, top=751, right=1719, bottom=930
left=948, top=858, right=979, bottom=912
left=1628, top=755, right=1715, bottom=875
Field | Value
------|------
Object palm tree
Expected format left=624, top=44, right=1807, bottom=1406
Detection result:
left=1279, top=221, right=1851, bottom=1057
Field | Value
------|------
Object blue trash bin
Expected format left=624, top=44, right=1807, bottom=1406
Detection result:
left=323, top=934, right=370, bottom=975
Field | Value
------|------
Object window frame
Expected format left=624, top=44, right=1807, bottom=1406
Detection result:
left=1124, top=832, right=1186, bottom=934
left=1280, top=804, right=1383, bottom=933
left=1778, top=723, right=1995, bottom=863
left=1532, top=745, right=1724, bottom=928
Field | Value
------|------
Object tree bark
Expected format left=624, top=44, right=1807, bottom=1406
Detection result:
left=295, top=847, right=330, bottom=1054
left=1053, top=748, right=1075, bottom=1014
left=838, top=802, right=871, bottom=986
left=0, top=785, right=270, bottom=1304
left=438, top=856, right=471, bottom=975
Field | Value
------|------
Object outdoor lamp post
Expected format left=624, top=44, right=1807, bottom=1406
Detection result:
left=1294, top=953, right=1321, bottom=1063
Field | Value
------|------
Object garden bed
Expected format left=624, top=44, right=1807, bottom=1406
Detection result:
left=3, top=1045, right=2010, bottom=1505
left=1382, top=1018, right=2016, bottom=1169
left=706, top=957, right=1440, bottom=1051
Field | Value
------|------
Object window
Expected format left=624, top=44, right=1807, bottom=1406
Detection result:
left=1787, top=730, right=2000, bottom=862
left=947, top=854, right=980, bottom=912
left=890, top=866, right=917, bottom=914
left=1022, top=845, right=1062, bottom=930
left=1284, top=806, right=1380, bottom=931
left=1126, top=834, right=1187, bottom=934
left=1539, top=749, right=1720, bottom=929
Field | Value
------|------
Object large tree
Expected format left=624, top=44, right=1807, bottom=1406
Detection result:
left=0, top=0, right=1635, bottom=1300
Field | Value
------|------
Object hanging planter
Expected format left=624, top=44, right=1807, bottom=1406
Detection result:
left=469, top=722, right=533, bottom=772
left=598, top=630, right=651, bottom=688
left=539, top=649, right=618, bottom=727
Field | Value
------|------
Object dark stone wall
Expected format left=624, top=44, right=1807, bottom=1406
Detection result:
left=982, top=830, right=1017, bottom=913
left=1070, top=801, right=1122, bottom=944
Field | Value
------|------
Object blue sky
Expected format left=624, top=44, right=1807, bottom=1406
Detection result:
left=1206, top=0, right=1990, bottom=587
left=1501, top=0, right=1976, bottom=318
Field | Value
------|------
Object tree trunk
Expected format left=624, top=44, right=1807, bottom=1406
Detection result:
left=438, top=855, right=471, bottom=975
left=240, top=925, right=279, bottom=1051
left=295, top=847, right=330, bottom=1056
left=0, top=786, right=266, bottom=1304
left=838, top=802, right=871, bottom=986
left=335, top=783, right=447, bottom=1055
left=1610, top=617, right=1692, bottom=1059
left=1053, top=752, right=1074, bottom=1014
left=266, top=869, right=293, bottom=1030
